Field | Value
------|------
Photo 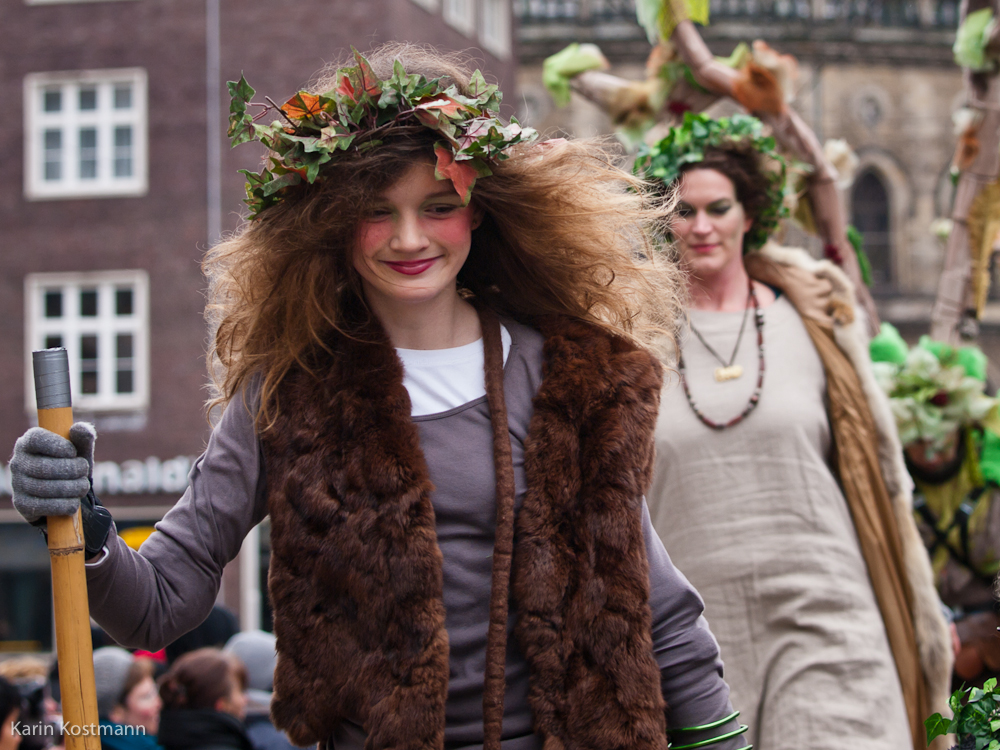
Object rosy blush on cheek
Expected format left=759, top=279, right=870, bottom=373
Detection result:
left=355, top=220, right=393, bottom=260
left=426, top=208, right=475, bottom=245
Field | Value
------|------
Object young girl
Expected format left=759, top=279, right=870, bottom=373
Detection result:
left=11, top=45, right=748, bottom=750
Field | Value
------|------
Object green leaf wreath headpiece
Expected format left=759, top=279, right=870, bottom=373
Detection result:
left=633, top=111, right=787, bottom=251
left=228, top=49, right=537, bottom=220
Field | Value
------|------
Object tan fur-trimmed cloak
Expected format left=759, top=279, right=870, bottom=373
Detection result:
left=746, top=242, right=954, bottom=749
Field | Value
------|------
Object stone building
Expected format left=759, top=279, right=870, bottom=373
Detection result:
left=0, top=0, right=514, bottom=652
left=515, top=0, right=980, bottom=343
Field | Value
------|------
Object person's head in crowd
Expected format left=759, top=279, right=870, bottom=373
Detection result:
left=222, top=631, right=275, bottom=711
left=93, top=647, right=135, bottom=720
left=158, top=649, right=248, bottom=721
left=0, top=676, right=23, bottom=750
left=0, top=658, right=51, bottom=750
left=108, top=659, right=162, bottom=734
left=164, top=607, right=239, bottom=664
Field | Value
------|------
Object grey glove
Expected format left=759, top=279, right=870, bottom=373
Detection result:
left=10, top=423, right=95, bottom=523
left=10, top=422, right=111, bottom=558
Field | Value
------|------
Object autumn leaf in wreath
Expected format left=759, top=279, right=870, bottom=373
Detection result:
left=434, top=146, right=481, bottom=205
left=281, top=92, right=325, bottom=121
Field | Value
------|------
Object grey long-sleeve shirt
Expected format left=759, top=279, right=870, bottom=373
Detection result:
left=86, top=320, right=747, bottom=749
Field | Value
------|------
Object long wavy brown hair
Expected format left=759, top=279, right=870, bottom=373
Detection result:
left=204, top=43, right=681, bottom=429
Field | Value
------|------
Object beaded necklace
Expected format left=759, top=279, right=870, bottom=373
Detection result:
left=679, top=282, right=765, bottom=430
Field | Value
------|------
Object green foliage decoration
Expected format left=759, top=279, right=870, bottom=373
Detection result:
left=636, top=0, right=710, bottom=44
left=926, top=677, right=1000, bottom=749
left=954, top=8, right=998, bottom=72
left=634, top=111, right=787, bottom=251
left=542, top=43, right=607, bottom=107
left=870, top=324, right=1000, bottom=456
left=846, top=224, right=874, bottom=287
left=227, top=49, right=537, bottom=220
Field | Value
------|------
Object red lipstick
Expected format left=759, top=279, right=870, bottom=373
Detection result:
left=383, top=258, right=439, bottom=275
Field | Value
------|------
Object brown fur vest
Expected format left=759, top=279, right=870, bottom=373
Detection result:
left=260, top=314, right=667, bottom=750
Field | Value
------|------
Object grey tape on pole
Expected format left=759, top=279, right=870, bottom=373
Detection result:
left=33, top=348, right=72, bottom=410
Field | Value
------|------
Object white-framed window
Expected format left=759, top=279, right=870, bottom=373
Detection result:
left=410, top=0, right=441, bottom=11
left=25, top=270, right=150, bottom=413
left=479, top=0, right=512, bottom=59
left=24, top=68, right=147, bottom=200
left=444, top=0, right=476, bottom=35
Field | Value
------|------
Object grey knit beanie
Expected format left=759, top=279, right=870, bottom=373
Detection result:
left=223, top=630, right=276, bottom=693
left=92, top=646, right=133, bottom=719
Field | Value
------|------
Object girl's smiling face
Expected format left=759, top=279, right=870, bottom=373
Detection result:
left=118, top=676, right=161, bottom=734
left=353, top=161, right=481, bottom=313
left=672, top=168, right=752, bottom=282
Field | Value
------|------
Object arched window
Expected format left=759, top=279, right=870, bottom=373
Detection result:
left=851, top=168, right=892, bottom=290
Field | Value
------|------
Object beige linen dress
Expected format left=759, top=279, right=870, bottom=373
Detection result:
left=649, top=294, right=912, bottom=749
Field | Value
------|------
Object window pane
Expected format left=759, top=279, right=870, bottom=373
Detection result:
left=116, top=334, right=134, bottom=394
left=44, top=335, right=63, bottom=350
left=80, top=289, right=98, bottom=317
left=43, top=129, right=62, bottom=181
left=115, top=288, right=133, bottom=316
left=43, top=89, right=61, bottom=113
left=116, top=334, right=133, bottom=359
left=80, top=335, right=99, bottom=395
left=81, top=335, right=98, bottom=360
left=113, top=84, right=132, bottom=110
left=851, top=170, right=892, bottom=289
left=79, top=128, right=98, bottom=180
left=114, top=127, right=133, bottom=178
left=0, top=567, right=53, bottom=652
left=78, top=87, right=97, bottom=111
left=44, top=290, right=62, bottom=318
left=116, top=370, right=134, bottom=394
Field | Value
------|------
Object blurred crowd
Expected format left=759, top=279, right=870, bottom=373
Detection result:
left=0, top=605, right=296, bottom=750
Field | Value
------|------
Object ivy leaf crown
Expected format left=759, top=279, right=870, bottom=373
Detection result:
left=227, top=48, right=538, bottom=220
left=634, top=111, right=787, bottom=251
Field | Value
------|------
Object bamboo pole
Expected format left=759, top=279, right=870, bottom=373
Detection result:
left=32, top=348, right=101, bottom=750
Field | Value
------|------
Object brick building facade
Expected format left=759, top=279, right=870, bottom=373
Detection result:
left=0, top=0, right=515, bottom=651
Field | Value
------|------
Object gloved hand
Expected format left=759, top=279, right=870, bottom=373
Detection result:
left=10, top=423, right=113, bottom=557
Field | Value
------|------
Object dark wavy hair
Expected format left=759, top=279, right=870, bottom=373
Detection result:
left=677, top=141, right=780, bottom=252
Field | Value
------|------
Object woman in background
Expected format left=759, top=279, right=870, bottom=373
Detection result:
left=636, top=113, right=952, bottom=750
left=156, top=649, right=250, bottom=750
left=93, top=646, right=163, bottom=750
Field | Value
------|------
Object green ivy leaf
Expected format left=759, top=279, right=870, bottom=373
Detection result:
left=227, top=75, right=255, bottom=108
left=260, top=172, right=301, bottom=197
left=925, top=714, right=953, bottom=744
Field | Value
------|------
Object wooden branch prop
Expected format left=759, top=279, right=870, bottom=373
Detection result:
left=670, top=20, right=881, bottom=332
left=569, top=23, right=880, bottom=333
left=32, top=349, right=101, bottom=750
left=930, top=0, right=1000, bottom=343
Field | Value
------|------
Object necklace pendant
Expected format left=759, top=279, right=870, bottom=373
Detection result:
left=714, top=364, right=743, bottom=382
